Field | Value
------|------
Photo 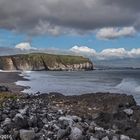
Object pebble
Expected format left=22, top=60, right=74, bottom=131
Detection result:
left=0, top=93, right=138, bottom=140
left=123, top=109, right=133, bottom=116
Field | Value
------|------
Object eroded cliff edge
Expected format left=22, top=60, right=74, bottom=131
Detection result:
left=0, top=53, right=94, bottom=71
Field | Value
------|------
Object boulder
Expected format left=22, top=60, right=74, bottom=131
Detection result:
left=123, top=109, right=133, bottom=116
left=57, top=127, right=71, bottom=140
left=18, top=106, right=29, bottom=115
left=59, top=116, right=74, bottom=127
left=102, top=136, right=109, bottom=140
left=0, top=85, right=9, bottom=92
left=120, top=135, right=130, bottom=140
left=69, top=127, right=83, bottom=140
left=90, top=136, right=99, bottom=140
left=112, top=135, right=119, bottom=140
left=20, top=129, right=35, bottom=140
left=1, top=118, right=13, bottom=133
left=3, top=118, right=11, bottom=126
left=0, top=129, right=4, bottom=135
left=13, top=113, right=28, bottom=129
left=28, top=115, right=38, bottom=127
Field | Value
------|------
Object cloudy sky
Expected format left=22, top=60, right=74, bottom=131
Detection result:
left=0, top=0, right=140, bottom=60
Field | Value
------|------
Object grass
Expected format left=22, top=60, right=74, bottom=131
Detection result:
left=15, top=53, right=91, bottom=65
left=0, top=53, right=92, bottom=70
left=0, top=92, right=20, bottom=107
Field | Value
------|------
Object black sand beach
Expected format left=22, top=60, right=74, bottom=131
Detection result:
left=0, top=72, right=27, bottom=93
left=0, top=72, right=23, bottom=83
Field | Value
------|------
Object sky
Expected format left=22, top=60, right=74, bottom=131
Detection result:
left=0, top=0, right=140, bottom=60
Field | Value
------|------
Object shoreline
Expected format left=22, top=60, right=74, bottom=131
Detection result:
left=0, top=72, right=140, bottom=139
left=0, top=71, right=29, bottom=93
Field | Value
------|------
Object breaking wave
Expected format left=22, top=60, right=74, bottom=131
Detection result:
left=116, top=78, right=140, bottom=93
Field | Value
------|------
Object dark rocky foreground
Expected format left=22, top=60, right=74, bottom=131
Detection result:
left=0, top=92, right=140, bottom=140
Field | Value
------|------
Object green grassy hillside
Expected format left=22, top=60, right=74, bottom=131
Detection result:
left=0, top=53, right=94, bottom=71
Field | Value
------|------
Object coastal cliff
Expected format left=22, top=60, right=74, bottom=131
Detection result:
left=0, top=53, right=93, bottom=71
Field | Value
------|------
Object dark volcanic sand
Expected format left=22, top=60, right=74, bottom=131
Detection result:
left=0, top=72, right=28, bottom=93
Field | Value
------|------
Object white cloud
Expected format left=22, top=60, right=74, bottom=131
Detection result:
left=70, top=46, right=96, bottom=55
left=15, top=42, right=36, bottom=50
left=128, top=48, right=140, bottom=57
left=96, top=27, right=136, bottom=40
left=97, top=48, right=140, bottom=60
left=13, top=43, right=140, bottom=60
left=98, top=48, right=127, bottom=59
left=70, top=46, right=140, bottom=60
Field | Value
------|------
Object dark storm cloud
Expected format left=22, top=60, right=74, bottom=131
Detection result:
left=103, top=0, right=140, bottom=11
left=0, top=0, right=140, bottom=35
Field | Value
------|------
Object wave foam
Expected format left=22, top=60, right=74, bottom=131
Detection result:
left=116, top=78, right=140, bottom=93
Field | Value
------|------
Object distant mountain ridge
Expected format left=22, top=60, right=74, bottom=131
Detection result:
left=0, top=53, right=93, bottom=71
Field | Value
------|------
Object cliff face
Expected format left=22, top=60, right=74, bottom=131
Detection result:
left=0, top=53, right=94, bottom=71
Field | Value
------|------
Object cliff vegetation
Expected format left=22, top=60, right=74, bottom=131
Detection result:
left=0, top=53, right=93, bottom=71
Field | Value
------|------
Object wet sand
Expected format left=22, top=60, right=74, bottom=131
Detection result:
left=0, top=72, right=28, bottom=93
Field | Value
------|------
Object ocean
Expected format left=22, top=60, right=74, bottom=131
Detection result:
left=16, top=69, right=140, bottom=104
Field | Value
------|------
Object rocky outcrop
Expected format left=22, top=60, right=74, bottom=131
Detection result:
left=0, top=53, right=94, bottom=71
left=0, top=92, right=140, bottom=140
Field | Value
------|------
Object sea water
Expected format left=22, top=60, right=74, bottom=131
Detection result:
left=16, top=69, right=140, bottom=104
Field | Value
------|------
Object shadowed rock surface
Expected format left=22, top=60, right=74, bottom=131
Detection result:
left=0, top=92, right=139, bottom=140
